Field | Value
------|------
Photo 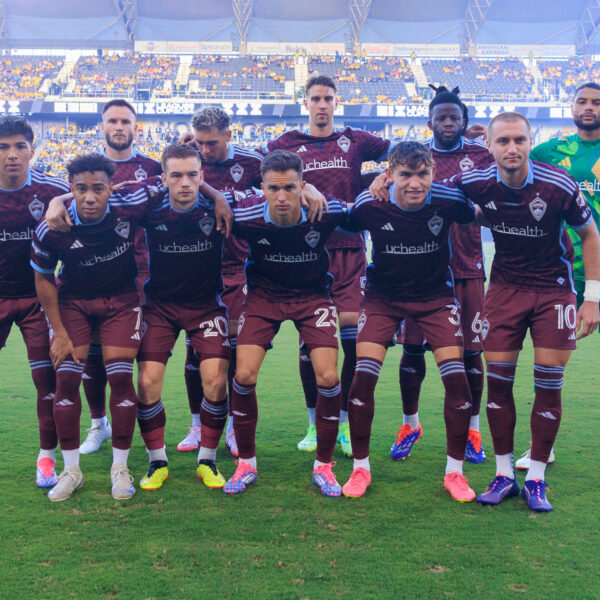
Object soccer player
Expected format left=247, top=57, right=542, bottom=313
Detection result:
left=515, top=82, right=600, bottom=469
left=372, top=86, right=492, bottom=463
left=223, top=150, right=347, bottom=497
left=449, top=112, right=600, bottom=511
left=136, top=144, right=232, bottom=491
left=0, top=115, right=69, bottom=488
left=31, top=154, right=162, bottom=501
left=341, top=141, right=478, bottom=501
left=176, top=106, right=263, bottom=457
left=265, top=75, right=390, bottom=457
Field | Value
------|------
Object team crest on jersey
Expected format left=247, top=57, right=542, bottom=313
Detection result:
left=358, top=311, right=367, bottom=333
left=230, top=163, right=244, bottom=183
left=337, top=135, right=351, bottom=153
left=28, top=197, right=44, bottom=221
left=199, top=216, right=215, bottom=236
left=459, top=156, right=474, bottom=172
left=427, top=215, right=443, bottom=236
left=529, top=195, right=547, bottom=221
left=114, top=221, right=130, bottom=238
left=305, top=229, right=320, bottom=248
left=134, top=166, right=147, bottom=181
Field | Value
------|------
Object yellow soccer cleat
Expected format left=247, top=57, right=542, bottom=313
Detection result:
left=196, top=459, right=226, bottom=488
left=140, top=461, right=169, bottom=491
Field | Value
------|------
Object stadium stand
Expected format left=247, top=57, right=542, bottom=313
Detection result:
left=539, top=58, right=600, bottom=93
left=0, top=55, right=64, bottom=99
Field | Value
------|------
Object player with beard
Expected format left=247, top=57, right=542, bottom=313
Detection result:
left=514, top=82, right=600, bottom=470
left=265, top=75, right=391, bottom=458
left=46, top=100, right=230, bottom=457
left=0, top=116, right=70, bottom=488
left=176, top=106, right=263, bottom=458
left=370, top=87, right=492, bottom=464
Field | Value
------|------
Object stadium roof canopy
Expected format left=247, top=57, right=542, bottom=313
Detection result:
left=2, top=0, right=599, bottom=53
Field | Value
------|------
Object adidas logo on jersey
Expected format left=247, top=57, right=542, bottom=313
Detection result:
left=70, top=240, right=83, bottom=249
left=116, top=399, right=136, bottom=408
left=381, top=222, right=394, bottom=231
left=297, top=145, right=307, bottom=153
left=472, top=335, right=481, bottom=343
left=257, top=238, right=271, bottom=245
left=155, top=224, right=168, bottom=231
left=56, top=398, right=74, bottom=406
left=485, top=201, right=497, bottom=210
left=130, top=332, right=141, bottom=341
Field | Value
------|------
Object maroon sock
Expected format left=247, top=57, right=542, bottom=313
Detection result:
left=485, top=362, right=517, bottom=456
left=340, top=327, right=357, bottom=413
left=231, top=378, right=258, bottom=459
left=464, top=351, right=484, bottom=418
left=299, top=347, right=318, bottom=410
left=399, top=345, right=426, bottom=417
left=348, top=357, right=382, bottom=460
left=137, top=398, right=166, bottom=450
left=105, top=359, right=137, bottom=450
left=29, top=349, right=57, bottom=450
left=200, top=396, right=228, bottom=449
left=184, top=338, right=203, bottom=415
left=54, top=360, right=84, bottom=451
left=82, top=344, right=107, bottom=419
left=227, top=339, right=237, bottom=415
left=315, top=382, right=342, bottom=463
left=530, top=365, right=564, bottom=462
left=438, top=359, right=472, bottom=460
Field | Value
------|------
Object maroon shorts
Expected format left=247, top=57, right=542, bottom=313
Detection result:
left=0, top=296, right=50, bottom=350
left=139, top=297, right=230, bottom=364
left=482, top=283, right=577, bottom=351
left=328, top=248, right=366, bottom=314
left=221, top=269, right=248, bottom=322
left=238, top=292, right=338, bottom=352
left=59, top=292, right=142, bottom=349
left=397, top=279, right=484, bottom=352
left=358, top=293, right=464, bottom=351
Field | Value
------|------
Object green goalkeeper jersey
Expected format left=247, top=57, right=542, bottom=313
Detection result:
left=530, top=133, right=600, bottom=281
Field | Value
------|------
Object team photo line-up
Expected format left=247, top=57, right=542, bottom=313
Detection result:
left=2, top=73, right=599, bottom=511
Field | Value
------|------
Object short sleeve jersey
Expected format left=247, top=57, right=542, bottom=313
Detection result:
left=530, top=134, right=600, bottom=281
left=266, top=127, right=390, bottom=250
left=199, top=143, right=263, bottom=273
left=452, top=160, right=593, bottom=293
left=429, top=137, right=493, bottom=279
left=107, top=148, right=162, bottom=184
left=232, top=193, right=347, bottom=300
left=143, top=193, right=225, bottom=302
left=0, top=169, right=69, bottom=298
left=346, top=184, right=475, bottom=301
left=31, top=184, right=160, bottom=300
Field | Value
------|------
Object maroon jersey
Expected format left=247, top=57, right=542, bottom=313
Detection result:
left=346, top=184, right=476, bottom=301
left=232, top=193, right=347, bottom=300
left=104, top=148, right=162, bottom=184
left=1, top=169, right=69, bottom=298
left=200, top=143, right=263, bottom=273
left=265, top=127, right=390, bottom=250
left=452, top=160, right=593, bottom=293
left=30, top=184, right=160, bottom=300
left=143, top=192, right=226, bottom=302
left=428, top=137, right=492, bottom=279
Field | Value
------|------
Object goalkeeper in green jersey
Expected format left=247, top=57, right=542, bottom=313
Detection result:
left=516, top=82, right=600, bottom=470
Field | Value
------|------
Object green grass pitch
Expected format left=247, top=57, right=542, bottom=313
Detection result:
left=0, top=321, right=599, bottom=599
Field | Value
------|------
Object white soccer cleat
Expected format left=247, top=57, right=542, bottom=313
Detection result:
left=110, top=464, right=135, bottom=500
left=225, top=428, right=239, bottom=458
left=47, top=466, right=84, bottom=502
left=515, top=443, right=556, bottom=471
left=177, top=425, right=201, bottom=452
left=79, top=421, right=112, bottom=454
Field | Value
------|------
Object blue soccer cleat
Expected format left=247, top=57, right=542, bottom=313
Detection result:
left=465, top=429, right=487, bottom=464
left=223, top=461, right=257, bottom=495
left=476, top=475, right=520, bottom=505
left=521, top=479, right=553, bottom=512
left=390, top=423, right=423, bottom=460
left=312, top=462, right=342, bottom=497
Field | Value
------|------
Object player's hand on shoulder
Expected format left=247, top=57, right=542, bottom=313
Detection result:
left=46, top=193, right=73, bottom=232
left=464, top=124, right=487, bottom=141
left=575, top=300, right=600, bottom=340
left=302, top=183, right=328, bottom=222
left=369, top=172, right=392, bottom=202
left=50, top=332, right=77, bottom=370
left=214, top=192, right=233, bottom=236
left=112, top=179, right=139, bottom=190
